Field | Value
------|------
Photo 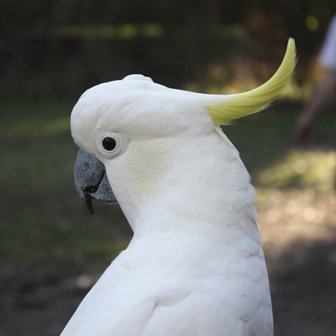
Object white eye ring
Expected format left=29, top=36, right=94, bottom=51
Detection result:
left=96, top=133, right=128, bottom=159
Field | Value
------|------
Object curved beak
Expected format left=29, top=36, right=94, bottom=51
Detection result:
left=74, top=149, right=117, bottom=214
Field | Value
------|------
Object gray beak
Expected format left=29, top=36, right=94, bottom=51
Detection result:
left=74, top=149, right=117, bottom=214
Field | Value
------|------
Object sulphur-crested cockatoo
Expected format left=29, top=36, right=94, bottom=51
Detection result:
left=62, top=39, right=296, bottom=336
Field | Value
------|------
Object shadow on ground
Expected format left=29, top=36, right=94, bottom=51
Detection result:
left=269, top=239, right=336, bottom=336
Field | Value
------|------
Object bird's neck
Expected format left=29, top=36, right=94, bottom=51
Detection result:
left=112, top=128, right=259, bottom=245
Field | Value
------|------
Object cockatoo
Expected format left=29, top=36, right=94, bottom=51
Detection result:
left=62, top=39, right=296, bottom=336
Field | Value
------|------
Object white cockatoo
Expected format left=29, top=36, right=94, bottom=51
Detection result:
left=62, top=39, right=296, bottom=336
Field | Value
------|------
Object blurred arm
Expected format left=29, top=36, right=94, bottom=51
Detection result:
left=296, top=70, right=336, bottom=142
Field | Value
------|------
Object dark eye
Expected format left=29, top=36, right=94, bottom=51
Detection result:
left=102, top=137, right=116, bottom=151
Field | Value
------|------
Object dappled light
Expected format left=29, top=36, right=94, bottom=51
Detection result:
left=257, top=149, right=335, bottom=192
left=259, top=190, right=336, bottom=255
left=54, top=24, right=165, bottom=40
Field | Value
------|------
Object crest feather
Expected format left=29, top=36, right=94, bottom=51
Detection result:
left=208, top=38, right=296, bottom=125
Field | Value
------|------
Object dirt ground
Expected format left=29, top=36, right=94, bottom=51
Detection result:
left=1, top=190, right=335, bottom=336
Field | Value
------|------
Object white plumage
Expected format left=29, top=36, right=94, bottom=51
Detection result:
left=62, top=40, right=295, bottom=335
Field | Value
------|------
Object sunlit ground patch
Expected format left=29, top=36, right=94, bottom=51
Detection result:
left=256, top=149, right=335, bottom=193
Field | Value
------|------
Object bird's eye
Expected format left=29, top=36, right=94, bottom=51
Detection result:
left=102, top=137, right=116, bottom=151
left=97, top=133, right=128, bottom=159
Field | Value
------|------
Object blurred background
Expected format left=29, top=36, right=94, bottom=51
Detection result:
left=0, top=0, right=335, bottom=335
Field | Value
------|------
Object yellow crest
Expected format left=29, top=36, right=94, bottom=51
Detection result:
left=207, top=38, right=296, bottom=125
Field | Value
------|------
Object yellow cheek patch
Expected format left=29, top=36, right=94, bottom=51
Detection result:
left=124, top=140, right=172, bottom=199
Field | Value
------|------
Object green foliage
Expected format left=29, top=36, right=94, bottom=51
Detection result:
left=1, top=0, right=336, bottom=98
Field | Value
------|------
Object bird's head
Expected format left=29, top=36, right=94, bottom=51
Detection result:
left=72, top=39, right=296, bottom=217
left=71, top=74, right=216, bottom=215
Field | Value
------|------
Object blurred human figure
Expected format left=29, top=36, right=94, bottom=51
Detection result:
left=296, top=15, right=336, bottom=143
